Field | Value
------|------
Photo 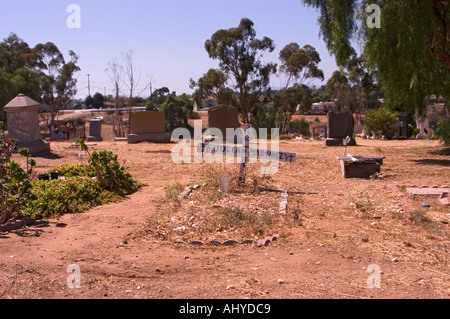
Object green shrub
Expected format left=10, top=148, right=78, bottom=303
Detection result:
left=48, top=164, right=95, bottom=178
left=435, top=118, right=450, bottom=146
left=24, top=177, right=122, bottom=219
left=1, top=122, right=36, bottom=223
left=289, top=118, right=311, bottom=136
left=364, top=107, right=399, bottom=139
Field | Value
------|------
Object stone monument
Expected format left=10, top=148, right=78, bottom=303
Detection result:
left=325, top=110, right=357, bottom=146
left=127, top=111, right=171, bottom=144
left=4, top=93, right=50, bottom=154
left=86, top=118, right=103, bottom=142
left=207, top=105, right=241, bottom=144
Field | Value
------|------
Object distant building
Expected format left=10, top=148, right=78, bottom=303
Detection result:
left=305, top=101, right=336, bottom=115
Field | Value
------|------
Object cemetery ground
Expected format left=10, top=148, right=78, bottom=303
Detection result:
left=0, top=117, right=449, bottom=299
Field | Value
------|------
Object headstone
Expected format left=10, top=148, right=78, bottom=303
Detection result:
left=398, top=112, right=408, bottom=139
left=86, top=118, right=103, bottom=142
left=207, top=105, right=241, bottom=144
left=325, top=110, right=356, bottom=146
left=4, top=93, right=50, bottom=154
left=127, top=111, right=171, bottom=144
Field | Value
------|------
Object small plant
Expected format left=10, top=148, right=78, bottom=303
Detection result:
left=0, top=122, right=36, bottom=224
left=162, top=179, right=184, bottom=202
left=409, top=210, right=442, bottom=234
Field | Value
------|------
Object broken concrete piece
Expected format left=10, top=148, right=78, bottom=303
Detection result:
left=439, top=192, right=450, bottom=205
left=406, top=188, right=450, bottom=196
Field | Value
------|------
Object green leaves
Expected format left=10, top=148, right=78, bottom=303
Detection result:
left=198, top=18, right=277, bottom=123
left=364, top=106, right=399, bottom=140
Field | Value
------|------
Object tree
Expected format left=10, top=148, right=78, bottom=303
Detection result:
left=278, top=43, right=324, bottom=87
left=364, top=106, right=399, bottom=139
left=302, top=0, right=450, bottom=116
left=105, top=58, right=125, bottom=137
left=33, top=42, right=80, bottom=125
left=92, top=92, right=105, bottom=108
left=326, top=70, right=350, bottom=110
left=192, top=18, right=277, bottom=123
left=121, top=50, right=153, bottom=133
left=276, top=43, right=323, bottom=133
left=274, top=84, right=312, bottom=134
left=85, top=95, right=94, bottom=108
left=160, top=94, right=193, bottom=132
left=146, top=86, right=171, bottom=111
left=0, top=34, right=42, bottom=121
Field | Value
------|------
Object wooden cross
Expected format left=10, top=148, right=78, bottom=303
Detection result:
left=197, top=124, right=297, bottom=185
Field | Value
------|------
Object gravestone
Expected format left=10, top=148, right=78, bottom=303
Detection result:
left=208, top=105, right=241, bottom=144
left=4, top=93, right=50, bottom=154
left=398, top=112, right=408, bottom=139
left=325, top=110, right=356, bottom=146
left=127, top=111, right=171, bottom=144
left=86, top=118, right=103, bottom=142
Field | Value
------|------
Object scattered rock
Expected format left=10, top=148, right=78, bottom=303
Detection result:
left=278, top=279, right=285, bottom=284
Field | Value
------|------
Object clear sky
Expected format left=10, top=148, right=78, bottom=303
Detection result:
left=0, top=0, right=340, bottom=100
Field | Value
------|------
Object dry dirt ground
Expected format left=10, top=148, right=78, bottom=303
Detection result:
left=0, top=117, right=449, bottom=300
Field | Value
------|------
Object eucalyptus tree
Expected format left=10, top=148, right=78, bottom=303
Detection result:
left=191, top=18, right=277, bottom=123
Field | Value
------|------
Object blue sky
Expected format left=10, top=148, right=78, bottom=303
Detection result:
left=0, top=0, right=340, bottom=99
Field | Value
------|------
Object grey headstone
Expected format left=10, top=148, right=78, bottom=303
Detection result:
left=86, top=119, right=103, bottom=142
left=325, top=110, right=356, bottom=146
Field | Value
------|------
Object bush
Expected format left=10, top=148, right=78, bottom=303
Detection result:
left=1, top=122, right=36, bottom=223
left=289, top=118, right=310, bottom=136
left=435, top=119, right=450, bottom=146
left=24, top=177, right=122, bottom=219
left=364, top=107, right=399, bottom=139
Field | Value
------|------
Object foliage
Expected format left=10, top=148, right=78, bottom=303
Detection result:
left=92, top=92, right=105, bottom=108
left=191, top=18, right=277, bottom=123
left=364, top=107, right=399, bottom=139
left=22, top=141, right=144, bottom=220
left=274, top=84, right=312, bottom=133
left=24, top=177, right=122, bottom=220
left=146, top=87, right=172, bottom=111
left=159, top=94, right=193, bottom=132
left=434, top=119, right=450, bottom=146
left=77, top=139, right=143, bottom=196
left=0, top=122, right=36, bottom=223
left=303, top=0, right=450, bottom=116
left=0, top=33, right=80, bottom=124
left=250, top=102, right=277, bottom=134
left=289, top=118, right=311, bottom=136
left=279, top=43, right=324, bottom=87
left=48, top=163, right=95, bottom=178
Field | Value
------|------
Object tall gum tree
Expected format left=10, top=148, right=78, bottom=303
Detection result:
left=194, top=18, right=277, bottom=123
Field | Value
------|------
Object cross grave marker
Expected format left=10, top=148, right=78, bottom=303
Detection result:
left=197, top=124, right=296, bottom=185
